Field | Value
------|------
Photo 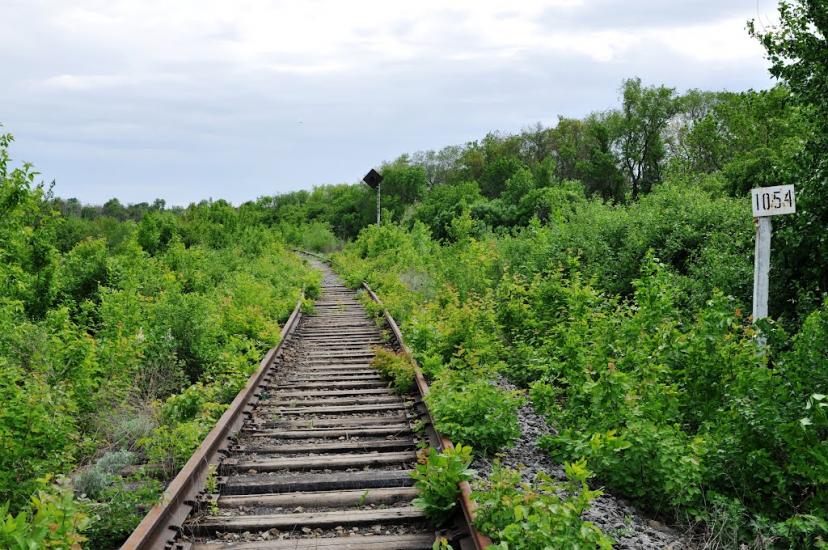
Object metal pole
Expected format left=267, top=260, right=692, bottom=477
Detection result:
left=376, top=182, right=381, bottom=226
left=752, top=216, right=772, bottom=321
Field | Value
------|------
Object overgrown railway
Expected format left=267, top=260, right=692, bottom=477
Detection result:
left=122, top=258, right=486, bottom=550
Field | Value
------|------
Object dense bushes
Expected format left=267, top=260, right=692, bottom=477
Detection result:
left=255, top=70, right=820, bottom=327
left=410, top=444, right=475, bottom=522
left=0, top=133, right=319, bottom=547
left=474, top=462, right=613, bottom=549
left=0, top=364, right=78, bottom=508
left=251, top=81, right=812, bottom=302
left=0, top=7, right=823, bottom=545
left=0, top=477, right=91, bottom=549
left=510, top=257, right=828, bottom=540
left=425, top=374, right=523, bottom=456
left=332, top=193, right=827, bottom=545
left=370, top=348, right=416, bottom=393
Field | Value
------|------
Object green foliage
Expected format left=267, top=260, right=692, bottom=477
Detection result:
left=334, top=212, right=827, bottom=545
left=0, top=365, right=78, bottom=508
left=612, top=77, right=679, bottom=199
left=0, top=476, right=90, bottom=549
left=704, top=88, right=805, bottom=195
left=54, top=237, right=109, bottom=306
left=0, top=129, right=319, bottom=546
left=74, top=451, right=135, bottom=499
left=473, top=461, right=613, bottom=550
left=300, top=221, right=339, bottom=253
left=481, top=156, right=525, bottom=198
left=414, top=181, right=482, bottom=241
left=0, top=130, right=59, bottom=319
left=426, top=373, right=523, bottom=456
left=379, top=160, right=428, bottom=220
left=72, top=453, right=163, bottom=548
left=1, top=20, right=826, bottom=545
left=749, top=1, right=828, bottom=325
left=517, top=262, right=828, bottom=543
left=136, top=211, right=178, bottom=255
left=749, top=1, right=827, bottom=135
left=260, top=183, right=374, bottom=241
left=580, top=115, right=626, bottom=202
left=82, top=477, right=161, bottom=549
left=370, top=347, right=416, bottom=393
left=140, top=420, right=210, bottom=479
left=252, top=74, right=820, bottom=324
left=410, top=444, right=475, bottom=523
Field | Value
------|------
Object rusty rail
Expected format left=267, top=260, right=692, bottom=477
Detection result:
left=121, top=294, right=304, bottom=550
left=362, top=283, right=492, bottom=550
left=122, top=248, right=488, bottom=549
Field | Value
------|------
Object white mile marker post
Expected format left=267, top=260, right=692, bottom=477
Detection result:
left=753, top=216, right=772, bottom=320
left=750, top=184, right=796, bottom=334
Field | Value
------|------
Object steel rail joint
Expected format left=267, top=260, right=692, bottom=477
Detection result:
left=121, top=293, right=305, bottom=550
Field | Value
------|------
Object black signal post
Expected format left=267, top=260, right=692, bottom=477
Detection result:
left=362, top=168, right=383, bottom=226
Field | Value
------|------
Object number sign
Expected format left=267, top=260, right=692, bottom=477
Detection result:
left=751, top=185, right=796, bottom=217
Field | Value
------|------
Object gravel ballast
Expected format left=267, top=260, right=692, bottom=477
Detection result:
left=470, top=377, right=692, bottom=549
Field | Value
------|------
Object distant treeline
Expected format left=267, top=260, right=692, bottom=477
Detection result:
left=53, top=197, right=172, bottom=221
left=59, top=76, right=823, bottom=325
left=247, top=80, right=807, bottom=238
left=59, top=80, right=805, bottom=233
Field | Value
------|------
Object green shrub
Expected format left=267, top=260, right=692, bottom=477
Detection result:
left=82, top=477, right=161, bottom=549
left=136, top=211, right=178, bottom=255
left=411, top=444, right=475, bottom=523
left=0, top=476, right=90, bottom=549
left=139, top=421, right=209, bottom=478
left=332, top=222, right=828, bottom=545
left=54, top=237, right=109, bottom=306
left=370, top=347, right=416, bottom=393
left=425, top=372, right=523, bottom=456
left=473, top=461, right=613, bottom=550
left=0, top=365, right=78, bottom=509
left=74, top=451, right=136, bottom=499
left=300, top=222, right=339, bottom=253
left=0, top=131, right=320, bottom=547
left=109, top=412, right=155, bottom=451
left=74, top=467, right=111, bottom=501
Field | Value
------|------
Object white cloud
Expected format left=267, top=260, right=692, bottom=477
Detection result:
left=34, top=0, right=709, bottom=75
left=652, top=17, right=767, bottom=62
left=11, top=0, right=772, bottom=89
left=0, top=0, right=777, bottom=204
left=40, top=73, right=185, bottom=91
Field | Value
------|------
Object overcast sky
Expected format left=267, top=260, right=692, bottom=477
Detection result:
left=0, top=0, right=781, bottom=205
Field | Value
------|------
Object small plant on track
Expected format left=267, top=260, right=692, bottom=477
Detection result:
left=411, top=444, right=475, bottom=524
left=473, top=460, right=613, bottom=549
left=371, top=347, right=417, bottom=393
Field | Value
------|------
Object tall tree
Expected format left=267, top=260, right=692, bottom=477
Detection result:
left=750, top=0, right=828, bottom=320
left=613, top=78, right=678, bottom=199
left=410, top=146, right=464, bottom=188
left=101, top=198, right=126, bottom=220
left=551, top=117, right=587, bottom=181
left=379, top=159, right=428, bottom=220
left=519, top=122, right=555, bottom=166
left=579, top=114, right=626, bottom=203
left=664, top=89, right=725, bottom=170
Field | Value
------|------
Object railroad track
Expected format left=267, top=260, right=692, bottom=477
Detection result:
left=123, top=258, right=486, bottom=550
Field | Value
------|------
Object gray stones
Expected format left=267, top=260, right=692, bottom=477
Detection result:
left=472, top=376, right=692, bottom=549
